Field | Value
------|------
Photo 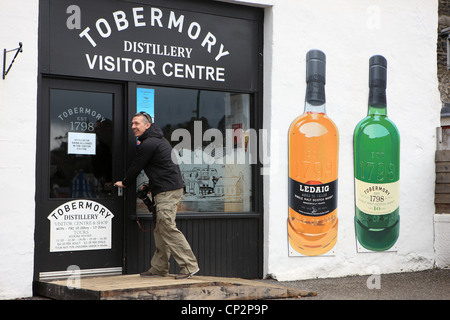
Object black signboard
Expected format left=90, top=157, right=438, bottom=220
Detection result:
left=41, top=0, right=262, bottom=91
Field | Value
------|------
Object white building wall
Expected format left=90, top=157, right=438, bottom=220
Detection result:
left=258, top=0, right=441, bottom=280
left=0, top=0, right=39, bottom=299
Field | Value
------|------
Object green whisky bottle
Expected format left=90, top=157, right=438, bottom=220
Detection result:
left=353, top=55, right=400, bottom=251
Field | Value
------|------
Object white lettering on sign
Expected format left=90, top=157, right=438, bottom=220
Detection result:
left=162, top=62, right=225, bottom=82
left=48, top=200, right=114, bottom=252
left=84, top=54, right=226, bottom=82
left=123, top=41, right=193, bottom=59
left=78, top=6, right=230, bottom=61
left=85, top=54, right=156, bottom=75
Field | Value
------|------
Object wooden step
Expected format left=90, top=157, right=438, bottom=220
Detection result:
left=34, top=274, right=316, bottom=300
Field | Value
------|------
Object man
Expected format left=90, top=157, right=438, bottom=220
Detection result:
left=114, top=112, right=199, bottom=279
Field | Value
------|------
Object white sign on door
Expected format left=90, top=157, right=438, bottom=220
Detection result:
left=48, top=200, right=114, bottom=252
left=68, top=132, right=96, bottom=155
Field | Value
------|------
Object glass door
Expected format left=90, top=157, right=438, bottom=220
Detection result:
left=35, top=78, right=125, bottom=279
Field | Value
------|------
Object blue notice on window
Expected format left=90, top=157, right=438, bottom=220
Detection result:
left=136, top=88, right=155, bottom=122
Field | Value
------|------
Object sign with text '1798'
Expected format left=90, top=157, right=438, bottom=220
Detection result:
left=43, top=0, right=260, bottom=91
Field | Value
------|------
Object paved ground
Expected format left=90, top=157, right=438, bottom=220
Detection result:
left=260, top=268, right=450, bottom=300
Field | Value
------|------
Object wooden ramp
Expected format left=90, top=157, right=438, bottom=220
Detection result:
left=35, top=274, right=316, bottom=300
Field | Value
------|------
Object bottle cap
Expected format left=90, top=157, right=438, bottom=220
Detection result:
left=306, top=49, right=326, bottom=84
left=369, top=55, right=387, bottom=88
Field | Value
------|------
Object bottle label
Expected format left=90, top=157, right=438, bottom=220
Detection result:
left=355, top=179, right=399, bottom=215
left=289, top=178, right=338, bottom=216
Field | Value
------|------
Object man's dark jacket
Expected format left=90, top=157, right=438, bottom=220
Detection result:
left=122, top=124, right=184, bottom=195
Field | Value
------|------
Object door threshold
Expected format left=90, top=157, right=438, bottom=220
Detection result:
left=39, top=267, right=122, bottom=281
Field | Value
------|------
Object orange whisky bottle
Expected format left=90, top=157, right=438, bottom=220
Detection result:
left=288, top=50, right=339, bottom=256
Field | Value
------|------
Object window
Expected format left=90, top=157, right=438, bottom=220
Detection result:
left=135, top=86, right=253, bottom=213
left=49, top=89, right=114, bottom=198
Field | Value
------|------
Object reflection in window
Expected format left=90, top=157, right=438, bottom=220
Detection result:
left=136, top=86, right=253, bottom=213
left=49, top=89, right=113, bottom=199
